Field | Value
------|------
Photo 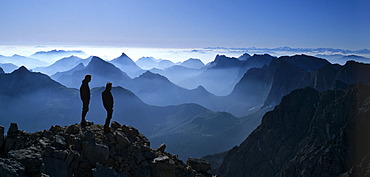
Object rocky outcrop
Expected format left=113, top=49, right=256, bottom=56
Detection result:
left=218, top=84, right=370, bottom=177
left=0, top=121, right=210, bottom=177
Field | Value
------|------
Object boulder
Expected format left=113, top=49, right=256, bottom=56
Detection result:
left=0, top=158, right=25, bottom=177
left=111, top=121, right=121, bottom=130
left=7, top=123, right=18, bottom=135
left=82, top=142, right=109, bottom=165
left=151, top=156, right=176, bottom=177
left=156, top=144, right=166, bottom=153
left=186, top=158, right=211, bottom=174
left=7, top=147, right=43, bottom=176
left=114, top=131, right=130, bottom=149
left=51, top=135, right=67, bottom=149
left=65, top=125, right=80, bottom=134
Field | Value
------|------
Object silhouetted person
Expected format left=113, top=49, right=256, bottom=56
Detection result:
left=102, top=82, right=114, bottom=133
left=80, top=74, right=91, bottom=127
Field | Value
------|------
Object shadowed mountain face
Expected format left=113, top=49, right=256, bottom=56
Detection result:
left=226, top=57, right=370, bottom=117
left=0, top=66, right=80, bottom=131
left=218, top=85, right=370, bottom=177
left=109, top=53, right=144, bottom=78
left=0, top=67, right=4, bottom=74
left=33, top=55, right=90, bottom=75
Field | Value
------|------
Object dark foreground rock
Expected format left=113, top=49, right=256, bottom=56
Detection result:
left=0, top=122, right=211, bottom=177
left=218, top=84, right=370, bottom=177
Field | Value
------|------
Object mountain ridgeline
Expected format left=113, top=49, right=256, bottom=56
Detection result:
left=1, top=51, right=370, bottom=175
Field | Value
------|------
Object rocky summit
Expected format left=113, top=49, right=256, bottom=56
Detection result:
left=0, top=121, right=211, bottom=177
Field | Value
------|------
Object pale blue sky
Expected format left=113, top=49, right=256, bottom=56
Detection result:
left=0, top=0, right=369, bottom=50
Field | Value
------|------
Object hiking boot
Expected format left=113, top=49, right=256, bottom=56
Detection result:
left=104, top=126, right=111, bottom=133
left=81, top=120, right=87, bottom=128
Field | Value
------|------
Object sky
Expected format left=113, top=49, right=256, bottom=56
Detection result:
left=0, top=0, right=369, bottom=51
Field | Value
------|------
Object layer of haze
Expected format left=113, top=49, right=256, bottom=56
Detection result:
left=0, top=0, right=369, bottom=50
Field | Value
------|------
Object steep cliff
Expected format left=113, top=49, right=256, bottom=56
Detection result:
left=218, top=84, right=370, bottom=177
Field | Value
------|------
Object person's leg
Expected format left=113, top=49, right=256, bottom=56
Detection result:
left=104, top=109, right=113, bottom=132
left=81, top=100, right=89, bottom=126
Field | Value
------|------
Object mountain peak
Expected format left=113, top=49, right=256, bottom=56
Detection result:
left=181, top=58, right=205, bottom=69
left=119, top=52, right=129, bottom=58
left=13, top=66, right=30, bottom=74
left=238, top=53, right=251, bottom=61
left=138, top=71, right=168, bottom=80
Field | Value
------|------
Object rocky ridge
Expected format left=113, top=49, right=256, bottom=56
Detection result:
left=218, top=84, right=370, bottom=177
left=0, top=122, right=211, bottom=177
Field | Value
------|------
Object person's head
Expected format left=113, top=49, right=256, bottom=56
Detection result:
left=106, top=82, right=112, bottom=90
left=84, top=74, right=91, bottom=82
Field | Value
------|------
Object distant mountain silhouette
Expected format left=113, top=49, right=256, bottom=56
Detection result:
left=136, top=57, right=175, bottom=70
left=126, top=71, right=221, bottom=111
left=0, top=55, right=47, bottom=68
left=180, top=58, right=205, bottom=69
left=150, top=65, right=205, bottom=89
left=218, top=85, right=370, bottom=177
left=237, top=53, right=251, bottom=61
left=0, top=63, right=18, bottom=73
left=317, top=54, right=370, bottom=65
left=31, top=49, right=86, bottom=63
left=33, top=55, right=90, bottom=75
left=51, top=56, right=131, bottom=88
left=109, top=52, right=144, bottom=78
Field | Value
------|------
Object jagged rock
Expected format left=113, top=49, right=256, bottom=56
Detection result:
left=82, top=142, right=109, bottom=165
left=0, top=123, right=208, bottom=177
left=187, top=158, right=211, bottom=174
left=157, top=144, right=166, bottom=153
left=51, top=135, right=67, bottom=149
left=218, top=85, right=370, bottom=177
left=151, top=156, right=176, bottom=177
left=0, top=126, right=4, bottom=149
left=7, top=123, right=18, bottom=135
left=65, top=124, right=80, bottom=134
left=114, top=131, right=130, bottom=149
left=111, top=121, right=121, bottom=130
left=4, top=130, right=29, bottom=152
left=0, top=158, right=25, bottom=177
left=49, top=125, right=63, bottom=134
left=7, top=146, right=43, bottom=176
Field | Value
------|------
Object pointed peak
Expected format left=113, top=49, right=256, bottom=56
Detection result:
left=12, top=66, right=30, bottom=74
left=119, top=52, right=129, bottom=58
left=89, top=56, right=105, bottom=63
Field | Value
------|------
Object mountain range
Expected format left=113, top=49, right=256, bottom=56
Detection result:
left=0, top=67, right=243, bottom=160
left=2, top=50, right=370, bottom=168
